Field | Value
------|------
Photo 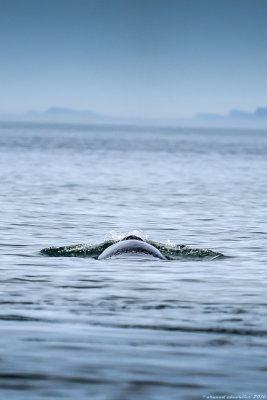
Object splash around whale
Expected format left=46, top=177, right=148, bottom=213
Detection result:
left=41, top=231, right=224, bottom=260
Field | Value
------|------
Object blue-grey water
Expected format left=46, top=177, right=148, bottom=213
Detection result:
left=1, top=122, right=267, bottom=400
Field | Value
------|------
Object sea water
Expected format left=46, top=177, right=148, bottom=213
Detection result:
left=0, top=122, right=267, bottom=399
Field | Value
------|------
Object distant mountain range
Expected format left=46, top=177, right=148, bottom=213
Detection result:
left=1, top=106, right=267, bottom=128
left=197, top=107, right=267, bottom=120
left=0, top=107, right=179, bottom=126
left=25, top=107, right=111, bottom=122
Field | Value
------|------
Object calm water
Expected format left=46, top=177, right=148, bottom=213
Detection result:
left=1, top=122, right=267, bottom=400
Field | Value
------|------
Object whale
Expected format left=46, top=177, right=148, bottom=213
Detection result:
left=98, top=235, right=167, bottom=260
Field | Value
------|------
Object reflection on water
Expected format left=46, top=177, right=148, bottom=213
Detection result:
left=1, top=123, right=267, bottom=399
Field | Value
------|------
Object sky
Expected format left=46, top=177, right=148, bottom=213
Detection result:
left=0, top=0, right=267, bottom=119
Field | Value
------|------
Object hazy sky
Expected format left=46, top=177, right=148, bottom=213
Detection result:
left=0, top=0, right=267, bottom=118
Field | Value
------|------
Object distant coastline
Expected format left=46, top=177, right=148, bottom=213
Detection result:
left=1, top=106, right=267, bottom=129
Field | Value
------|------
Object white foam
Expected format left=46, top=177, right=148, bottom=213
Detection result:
left=166, top=239, right=176, bottom=248
left=104, top=230, right=149, bottom=242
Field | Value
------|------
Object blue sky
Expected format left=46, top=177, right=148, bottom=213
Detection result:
left=0, top=0, right=267, bottom=118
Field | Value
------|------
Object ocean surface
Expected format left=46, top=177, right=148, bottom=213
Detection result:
left=1, top=122, right=267, bottom=400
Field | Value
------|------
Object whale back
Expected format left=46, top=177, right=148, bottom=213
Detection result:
left=98, top=239, right=166, bottom=260
left=122, top=235, right=144, bottom=241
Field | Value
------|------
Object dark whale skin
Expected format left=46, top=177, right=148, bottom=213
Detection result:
left=98, top=239, right=167, bottom=260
